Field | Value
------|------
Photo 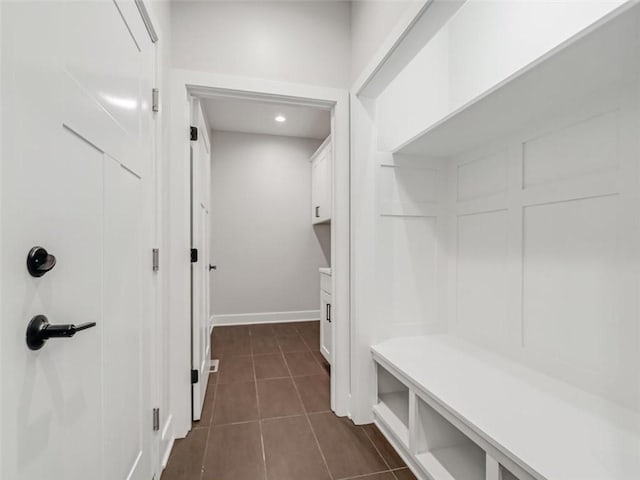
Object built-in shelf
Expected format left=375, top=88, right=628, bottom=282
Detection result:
left=416, top=444, right=485, bottom=480
left=396, top=2, right=640, bottom=158
left=375, top=364, right=410, bottom=446
left=414, top=394, right=485, bottom=480
left=373, top=398, right=409, bottom=447
left=372, top=335, right=640, bottom=480
left=378, top=391, right=409, bottom=426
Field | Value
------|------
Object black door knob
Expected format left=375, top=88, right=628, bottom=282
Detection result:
left=26, top=314, right=97, bottom=351
left=27, top=246, right=56, bottom=277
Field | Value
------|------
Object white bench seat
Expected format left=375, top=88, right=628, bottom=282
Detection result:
left=371, top=335, right=640, bottom=480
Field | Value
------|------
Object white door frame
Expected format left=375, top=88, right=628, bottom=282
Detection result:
left=168, top=70, right=351, bottom=437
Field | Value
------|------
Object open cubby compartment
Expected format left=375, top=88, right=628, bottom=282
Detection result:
left=414, top=395, right=485, bottom=480
left=374, top=363, right=410, bottom=446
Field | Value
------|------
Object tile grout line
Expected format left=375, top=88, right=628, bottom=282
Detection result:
left=361, top=424, right=393, bottom=472
left=250, top=331, right=270, bottom=480
left=338, top=470, right=398, bottom=480
left=202, top=323, right=326, bottom=480
left=199, top=373, right=217, bottom=480
left=283, top=343, right=336, bottom=480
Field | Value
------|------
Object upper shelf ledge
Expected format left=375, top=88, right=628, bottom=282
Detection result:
left=395, top=2, right=640, bottom=158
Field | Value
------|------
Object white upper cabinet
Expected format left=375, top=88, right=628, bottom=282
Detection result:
left=311, top=136, right=332, bottom=224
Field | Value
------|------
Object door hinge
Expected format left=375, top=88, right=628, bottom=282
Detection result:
left=191, top=248, right=198, bottom=263
left=191, top=369, right=199, bottom=384
left=190, top=126, right=198, bottom=141
left=152, top=88, right=160, bottom=113
left=152, top=407, right=160, bottom=432
left=152, top=248, right=160, bottom=272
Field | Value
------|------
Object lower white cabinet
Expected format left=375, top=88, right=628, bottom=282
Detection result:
left=320, top=268, right=332, bottom=363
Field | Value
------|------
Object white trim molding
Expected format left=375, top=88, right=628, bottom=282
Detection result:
left=211, top=310, right=321, bottom=326
left=169, top=68, right=351, bottom=438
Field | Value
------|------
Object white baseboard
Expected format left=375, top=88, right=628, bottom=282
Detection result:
left=211, top=310, right=320, bottom=326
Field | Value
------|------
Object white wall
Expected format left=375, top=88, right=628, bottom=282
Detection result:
left=350, top=0, right=418, bottom=82
left=209, top=131, right=329, bottom=323
left=171, top=1, right=351, bottom=89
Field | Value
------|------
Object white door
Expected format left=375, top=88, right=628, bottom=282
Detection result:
left=1, top=2, right=156, bottom=479
left=191, top=100, right=212, bottom=421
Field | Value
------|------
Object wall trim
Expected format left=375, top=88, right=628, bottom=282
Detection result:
left=211, top=310, right=320, bottom=326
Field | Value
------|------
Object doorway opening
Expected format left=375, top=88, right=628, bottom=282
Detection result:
left=190, top=93, right=333, bottom=423
left=167, top=76, right=350, bottom=438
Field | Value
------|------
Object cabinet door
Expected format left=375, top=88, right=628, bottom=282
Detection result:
left=311, top=145, right=332, bottom=224
left=320, top=290, right=332, bottom=364
left=321, top=144, right=332, bottom=219
left=311, top=153, right=322, bottom=222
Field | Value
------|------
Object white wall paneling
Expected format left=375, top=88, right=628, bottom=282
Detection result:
left=450, top=96, right=640, bottom=410
left=351, top=1, right=640, bottom=475
left=376, top=155, right=448, bottom=341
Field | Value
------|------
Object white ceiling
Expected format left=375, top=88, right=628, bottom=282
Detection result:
left=201, top=96, right=331, bottom=140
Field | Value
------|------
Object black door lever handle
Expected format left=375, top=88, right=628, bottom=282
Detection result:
left=26, top=315, right=97, bottom=351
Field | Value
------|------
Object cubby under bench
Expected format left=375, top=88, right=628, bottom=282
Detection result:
left=371, top=335, right=640, bottom=480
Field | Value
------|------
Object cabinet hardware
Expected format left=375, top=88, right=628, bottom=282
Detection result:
left=190, top=126, right=198, bottom=141
left=315, top=206, right=320, bottom=218
left=191, top=369, right=199, bottom=384
left=191, top=248, right=198, bottom=263
left=209, top=264, right=217, bottom=271
left=326, top=304, right=331, bottom=323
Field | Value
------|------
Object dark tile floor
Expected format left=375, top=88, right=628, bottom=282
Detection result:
left=161, top=321, right=417, bottom=480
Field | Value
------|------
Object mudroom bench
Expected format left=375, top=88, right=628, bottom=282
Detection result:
left=371, top=335, right=640, bottom=480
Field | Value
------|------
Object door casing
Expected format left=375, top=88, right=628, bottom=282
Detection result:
left=168, top=70, right=351, bottom=437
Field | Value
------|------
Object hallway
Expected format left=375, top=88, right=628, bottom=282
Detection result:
left=162, top=321, right=416, bottom=480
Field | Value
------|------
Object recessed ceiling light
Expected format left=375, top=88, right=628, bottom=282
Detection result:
left=275, top=115, right=286, bottom=123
